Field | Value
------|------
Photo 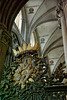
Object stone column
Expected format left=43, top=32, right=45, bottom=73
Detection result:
left=64, top=1, right=67, bottom=28
left=61, top=13, right=67, bottom=73
left=56, top=6, right=67, bottom=72
left=0, top=24, right=12, bottom=78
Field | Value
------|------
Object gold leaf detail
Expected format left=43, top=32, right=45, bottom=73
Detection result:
left=23, top=42, right=27, bottom=50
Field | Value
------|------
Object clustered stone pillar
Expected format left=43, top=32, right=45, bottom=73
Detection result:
left=56, top=4, right=67, bottom=73
left=0, top=24, right=12, bottom=79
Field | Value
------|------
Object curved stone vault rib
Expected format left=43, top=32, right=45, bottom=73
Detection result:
left=30, top=0, right=57, bottom=27
left=53, top=53, right=65, bottom=73
left=0, top=0, right=29, bottom=32
left=48, top=47, right=64, bottom=73
left=43, top=37, right=62, bottom=55
left=25, top=0, right=44, bottom=25
left=12, top=23, right=24, bottom=47
left=42, top=28, right=62, bottom=56
left=47, top=45, right=63, bottom=54
left=29, top=7, right=57, bottom=38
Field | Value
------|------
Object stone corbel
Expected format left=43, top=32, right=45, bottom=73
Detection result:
left=56, top=0, right=67, bottom=19
left=56, top=3, right=64, bottom=29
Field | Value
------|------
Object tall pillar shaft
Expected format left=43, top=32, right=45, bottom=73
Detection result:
left=56, top=1, right=67, bottom=72
left=0, top=24, right=12, bottom=78
left=61, top=14, right=67, bottom=72
left=64, top=3, right=67, bottom=28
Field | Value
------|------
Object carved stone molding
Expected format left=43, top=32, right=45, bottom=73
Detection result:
left=0, top=23, right=12, bottom=78
left=0, top=24, right=12, bottom=47
left=56, top=8, right=63, bottom=18
left=63, top=0, right=67, bottom=8
left=56, top=1, right=64, bottom=29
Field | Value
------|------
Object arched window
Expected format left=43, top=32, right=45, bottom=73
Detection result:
left=14, top=10, right=22, bottom=33
left=30, top=33, right=35, bottom=47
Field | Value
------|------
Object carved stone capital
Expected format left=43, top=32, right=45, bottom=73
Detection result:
left=56, top=7, right=64, bottom=19
left=56, top=0, right=65, bottom=18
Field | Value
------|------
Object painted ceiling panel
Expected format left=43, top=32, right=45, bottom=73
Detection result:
left=48, top=47, right=64, bottom=58
left=54, top=54, right=65, bottom=73
left=36, top=21, right=58, bottom=51
left=37, top=21, right=58, bottom=36
left=25, top=0, right=44, bottom=24
left=48, top=47, right=64, bottom=73
left=31, top=0, right=57, bottom=26
left=50, top=39, right=63, bottom=49
left=30, top=9, right=57, bottom=35
left=42, top=28, right=62, bottom=55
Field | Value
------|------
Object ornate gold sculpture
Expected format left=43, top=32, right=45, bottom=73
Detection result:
left=12, top=42, right=41, bottom=89
left=13, top=42, right=39, bottom=56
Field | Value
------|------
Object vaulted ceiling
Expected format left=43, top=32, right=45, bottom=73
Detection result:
left=0, top=0, right=65, bottom=74
left=23, top=0, right=65, bottom=74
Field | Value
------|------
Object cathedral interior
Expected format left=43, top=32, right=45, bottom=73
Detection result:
left=0, top=0, right=67, bottom=100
